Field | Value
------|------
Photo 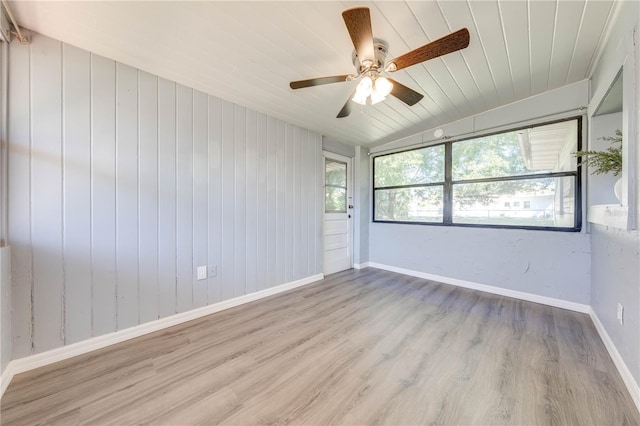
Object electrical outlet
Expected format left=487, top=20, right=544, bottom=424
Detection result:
left=208, top=265, right=217, bottom=277
left=617, top=303, right=624, bottom=325
left=197, top=266, right=207, bottom=280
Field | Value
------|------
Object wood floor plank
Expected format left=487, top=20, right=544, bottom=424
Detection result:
left=2, top=268, right=638, bottom=425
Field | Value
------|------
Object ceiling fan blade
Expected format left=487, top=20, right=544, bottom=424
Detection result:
left=387, top=28, right=470, bottom=72
left=387, top=79, right=424, bottom=106
left=290, top=75, right=352, bottom=90
left=337, top=91, right=356, bottom=118
left=342, top=7, right=375, bottom=65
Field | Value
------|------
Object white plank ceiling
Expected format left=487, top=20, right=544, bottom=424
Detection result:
left=7, top=1, right=616, bottom=147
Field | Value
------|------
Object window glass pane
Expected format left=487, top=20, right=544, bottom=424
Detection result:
left=325, top=187, right=346, bottom=213
left=374, top=145, right=444, bottom=187
left=452, top=119, right=578, bottom=180
left=452, top=176, right=575, bottom=227
left=375, top=186, right=443, bottom=222
left=325, top=160, right=347, bottom=187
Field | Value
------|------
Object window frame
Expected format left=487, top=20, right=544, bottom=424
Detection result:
left=372, top=116, right=583, bottom=232
left=324, top=158, right=349, bottom=214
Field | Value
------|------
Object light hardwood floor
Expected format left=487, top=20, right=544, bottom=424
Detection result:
left=2, top=268, right=639, bottom=425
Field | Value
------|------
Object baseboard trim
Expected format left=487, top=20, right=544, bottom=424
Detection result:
left=366, top=262, right=640, bottom=413
left=0, top=361, right=15, bottom=397
left=589, top=308, right=640, bottom=412
left=0, top=273, right=323, bottom=398
left=367, top=262, right=590, bottom=314
left=353, top=262, right=370, bottom=270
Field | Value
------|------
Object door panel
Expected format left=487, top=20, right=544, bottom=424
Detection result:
left=324, top=218, right=349, bottom=235
left=324, top=233, right=349, bottom=251
left=323, top=152, right=352, bottom=275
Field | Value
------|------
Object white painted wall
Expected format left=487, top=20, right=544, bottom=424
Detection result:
left=370, top=224, right=591, bottom=304
left=1, top=247, right=10, bottom=373
left=368, top=82, right=592, bottom=306
left=6, top=32, right=323, bottom=358
left=353, top=146, right=370, bottom=266
left=322, top=136, right=355, bottom=158
left=588, top=0, right=640, bottom=386
left=591, top=225, right=639, bottom=383
left=589, top=113, right=623, bottom=206
left=0, top=39, right=9, bottom=376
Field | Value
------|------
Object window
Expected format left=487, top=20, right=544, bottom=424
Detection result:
left=373, top=144, right=444, bottom=222
left=373, top=118, right=582, bottom=231
left=325, top=159, right=347, bottom=213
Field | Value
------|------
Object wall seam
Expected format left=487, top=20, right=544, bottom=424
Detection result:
left=173, top=82, right=177, bottom=315
left=113, top=61, right=119, bottom=331
left=89, top=52, right=94, bottom=337
left=28, top=40, right=34, bottom=354
left=60, top=41, right=66, bottom=346
left=155, top=76, right=159, bottom=319
left=136, top=68, right=141, bottom=326
left=191, top=89, right=195, bottom=308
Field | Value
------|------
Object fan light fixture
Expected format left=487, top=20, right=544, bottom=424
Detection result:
left=289, top=7, right=470, bottom=118
left=352, top=76, right=372, bottom=105
left=371, top=76, right=393, bottom=104
left=353, top=76, right=393, bottom=105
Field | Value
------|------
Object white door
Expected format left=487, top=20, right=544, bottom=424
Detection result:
left=323, top=151, right=353, bottom=275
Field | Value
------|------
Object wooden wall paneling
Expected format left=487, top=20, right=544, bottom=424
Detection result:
left=285, top=124, right=294, bottom=283
left=157, top=78, right=177, bottom=318
left=221, top=100, right=235, bottom=301
left=245, top=109, right=258, bottom=294
left=406, top=1, right=486, bottom=112
left=30, top=35, right=64, bottom=352
left=566, top=1, right=613, bottom=83
left=299, top=129, right=309, bottom=278
left=176, top=85, right=194, bottom=313
left=6, top=35, right=324, bottom=356
left=375, top=2, right=474, bottom=119
left=276, top=121, right=286, bottom=286
left=527, top=1, right=556, bottom=95
left=300, top=129, right=309, bottom=278
left=438, top=1, right=500, bottom=109
left=138, top=71, right=159, bottom=323
left=293, top=126, right=302, bottom=280
left=466, top=1, right=515, bottom=103
left=256, top=113, right=268, bottom=291
left=207, top=97, right=222, bottom=304
left=192, top=90, right=208, bottom=308
left=547, top=2, right=583, bottom=90
left=8, top=40, right=33, bottom=358
left=62, top=44, right=92, bottom=344
left=315, top=132, right=323, bottom=275
left=494, top=1, right=531, bottom=100
left=233, top=105, right=247, bottom=297
left=91, top=54, right=118, bottom=336
left=115, top=63, right=140, bottom=330
left=266, top=117, right=278, bottom=289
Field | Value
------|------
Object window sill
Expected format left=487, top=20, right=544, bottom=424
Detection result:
left=587, top=204, right=632, bottom=230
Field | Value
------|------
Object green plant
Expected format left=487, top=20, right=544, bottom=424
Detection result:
left=573, top=129, right=622, bottom=176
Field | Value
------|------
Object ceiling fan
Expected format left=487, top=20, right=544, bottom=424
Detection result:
left=289, top=7, right=470, bottom=118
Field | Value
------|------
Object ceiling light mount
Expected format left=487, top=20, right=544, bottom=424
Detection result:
left=352, top=38, right=389, bottom=76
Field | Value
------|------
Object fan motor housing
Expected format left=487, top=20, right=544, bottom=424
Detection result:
left=352, top=38, right=389, bottom=75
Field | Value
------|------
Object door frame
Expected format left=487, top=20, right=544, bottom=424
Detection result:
left=322, top=151, right=354, bottom=274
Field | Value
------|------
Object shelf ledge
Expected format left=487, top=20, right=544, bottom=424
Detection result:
left=587, top=204, right=633, bottom=230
